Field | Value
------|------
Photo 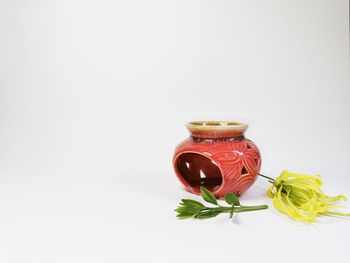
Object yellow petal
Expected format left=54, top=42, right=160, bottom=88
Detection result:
left=267, top=170, right=350, bottom=223
left=267, top=185, right=274, bottom=198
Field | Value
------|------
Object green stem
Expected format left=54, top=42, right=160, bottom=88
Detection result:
left=208, top=206, right=231, bottom=213
left=207, top=205, right=268, bottom=213
left=235, top=205, right=268, bottom=213
left=258, top=173, right=275, bottom=182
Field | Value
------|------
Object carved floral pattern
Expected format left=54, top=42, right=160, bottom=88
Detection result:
left=173, top=138, right=261, bottom=197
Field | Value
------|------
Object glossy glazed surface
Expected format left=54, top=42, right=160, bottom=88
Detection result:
left=173, top=121, right=261, bottom=197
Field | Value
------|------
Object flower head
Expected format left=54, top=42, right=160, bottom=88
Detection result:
left=267, top=170, right=349, bottom=223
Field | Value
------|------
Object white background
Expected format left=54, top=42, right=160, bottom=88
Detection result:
left=1, top=0, right=349, bottom=262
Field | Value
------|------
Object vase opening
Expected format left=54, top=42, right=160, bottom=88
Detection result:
left=174, top=152, right=223, bottom=193
left=186, top=121, right=248, bottom=139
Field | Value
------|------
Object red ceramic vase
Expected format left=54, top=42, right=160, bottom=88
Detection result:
left=173, top=121, right=261, bottom=198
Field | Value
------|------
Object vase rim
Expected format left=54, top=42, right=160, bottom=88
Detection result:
left=187, top=121, right=247, bottom=131
left=186, top=121, right=248, bottom=139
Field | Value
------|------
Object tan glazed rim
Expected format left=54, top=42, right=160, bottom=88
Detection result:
left=186, top=121, right=248, bottom=139
left=186, top=121, right=248, bottom=132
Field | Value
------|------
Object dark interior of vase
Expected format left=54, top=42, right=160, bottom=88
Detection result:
left=175, top=153, right=222, bottom=192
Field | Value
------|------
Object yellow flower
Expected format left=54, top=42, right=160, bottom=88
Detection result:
left=267, top=170, right=350, bottom=223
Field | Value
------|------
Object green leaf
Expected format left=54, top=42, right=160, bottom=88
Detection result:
left=200, top=187, right=218, bottom=205
left=225, top=192, right=240, bottom=206
left=229, top=206, right=235, bottom=219
left=176, top=212, right=196, bottom=219
left=181, top=199, right=205, bottom=208
left=175, top=205, right=202, bottom=215
left=195, top=210, right=221, bottom=219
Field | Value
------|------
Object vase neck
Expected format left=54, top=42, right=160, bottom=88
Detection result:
left=186, top=121, right=248, bottom=139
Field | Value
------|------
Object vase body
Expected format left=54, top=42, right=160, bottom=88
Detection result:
left=173, top=121, right=261, bottom=198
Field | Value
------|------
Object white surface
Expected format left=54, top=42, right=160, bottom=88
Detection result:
left=1, top=0, right=349, bottom=262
